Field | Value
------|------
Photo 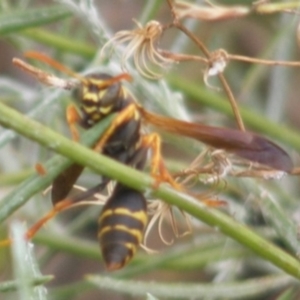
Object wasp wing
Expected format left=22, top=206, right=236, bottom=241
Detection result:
left=51, top=164, right=84, bottom=205
left=141, top=109, right=293, bottom=172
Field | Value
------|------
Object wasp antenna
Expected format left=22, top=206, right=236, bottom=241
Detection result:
left=13, top=57, right=77, bottom=90
left=113, top=73, right=132, bottom=82
left=23, top=51, right=87, bottom=83
left=95, top=73, right=133, bottom=89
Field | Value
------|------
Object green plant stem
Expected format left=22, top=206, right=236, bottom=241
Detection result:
left=0, top=169, right=34, bottom=186
left=167, top=74, right=300, bottom=152
left=0, top=103, right=300, bottom=279
left=0, top=5, right=71, bottom=35
left=51, top=281, right=91, bottom=300
left=0, top=276, right=53, bottom=293
left=86, top=274, right=296, bottom=299
left=34, top=232, right=100, bottom=261
left=21, top=28, right=95, bottom=58
left=35, top=231, right=243, bottom=275
left=117, top=237, right=246, bottom=278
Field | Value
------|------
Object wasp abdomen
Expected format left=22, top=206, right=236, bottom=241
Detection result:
left=98, top=184, right=147, bottom=271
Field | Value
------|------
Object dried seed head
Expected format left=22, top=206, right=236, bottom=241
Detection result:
left=144, top=199, right=192, bottom=246
left=101, top=20, right=174, bottom=79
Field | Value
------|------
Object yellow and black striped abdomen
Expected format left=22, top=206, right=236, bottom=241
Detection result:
left=98, top=184, right=147, bottom=271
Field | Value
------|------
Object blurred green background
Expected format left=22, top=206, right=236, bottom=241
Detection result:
left=0, top=1, right=300, bottom=299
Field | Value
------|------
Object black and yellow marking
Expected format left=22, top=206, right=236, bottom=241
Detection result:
left=12, top=54, right=180, bottom=272
left=11, top=53, right=293, bottom=275
left=98, top=183, right=147, bottom=271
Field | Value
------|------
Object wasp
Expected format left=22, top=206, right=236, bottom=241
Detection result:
left=8, top=52, right=293, bottom=271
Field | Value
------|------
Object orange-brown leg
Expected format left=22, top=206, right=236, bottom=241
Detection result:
left=66, top=104, right=82, bottom=141
left=0, top=199, right=74, bottom=248
left=91, top=104, right=181, bottom=190
left=26, top=199, right=75, bottom=240
left=93, top=103, right=137, bottom=152
left=196, top=197, right=227, bottom=207
left=141, top=133, right=182, bottom=190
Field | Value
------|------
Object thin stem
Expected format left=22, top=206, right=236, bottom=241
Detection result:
left=21, top=28, right=95, bottom=58
left=0, top=102, right=300, bottom=279
left=86, top=274, right=297, bottom=299
left=166, top=0, right=244, bottom=130
left=218, top=73, right=245, bottom=131
left=228, top=54, right=300, bottom=67
left=166, top=0, right=210, bottom=58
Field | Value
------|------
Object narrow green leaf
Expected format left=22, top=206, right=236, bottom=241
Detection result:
left=21, top=28, right=95, bottom=58
left=86, top=275, right=296, bottom=299
left=0, top=5, right=71, bottom=35
left=0, top=276, right=53, bottom=293
left=0, top=169, right=34, bottom=186
left=34, top=232, right=100, bottom=261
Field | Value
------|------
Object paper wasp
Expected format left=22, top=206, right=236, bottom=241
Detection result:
left=6, top=52, right=293, bottom=271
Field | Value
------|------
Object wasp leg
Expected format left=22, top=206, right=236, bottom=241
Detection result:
left=201, top=199, right=227, bottom=207
left=91, top=104, right=180, bottom=189
left=29, top=180, right=110, bottom=240
left=66, top=104, right=81, bottom=141
left=0, top=198, right=73, bottom=247
left=26, top=199, right=74, bottom=241
left=0, top=180, right=110, bottom=248
left=93, top=103, right=137, bottom=152
left=141, top=133, right=182, bottom=190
